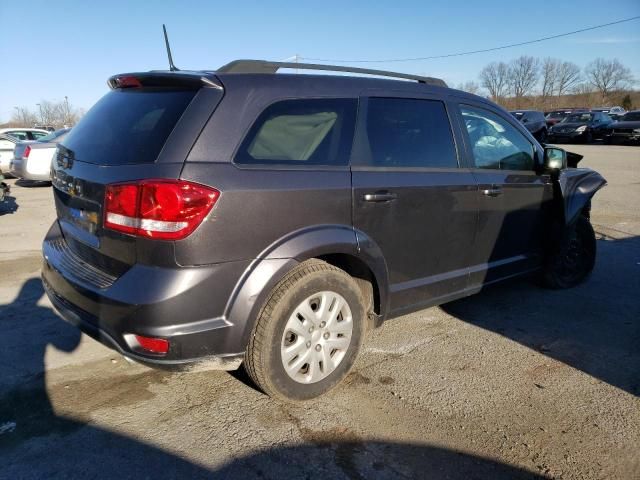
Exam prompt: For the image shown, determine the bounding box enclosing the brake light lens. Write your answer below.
[104,180,219,240]
[133,335,169,355]
[22,146,31,159]
[114,76,143,88]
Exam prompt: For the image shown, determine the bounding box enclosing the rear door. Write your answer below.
[351,96,477,315]
[51,77,222,275]
[455,103,553,285]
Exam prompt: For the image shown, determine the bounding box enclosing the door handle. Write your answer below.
[481,186,502,197]
[363,192,398,202]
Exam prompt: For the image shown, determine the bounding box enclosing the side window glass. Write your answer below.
[460,105,534,171]
[32,132,48,140]
[8,131,28,141]
[362,98,458,168]
[235,98,357,166]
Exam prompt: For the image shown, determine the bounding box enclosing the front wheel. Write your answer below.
[244,259,365,401]
[542,216,596,289]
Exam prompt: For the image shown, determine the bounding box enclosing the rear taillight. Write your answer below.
[104,180,219,240]
[133,335,169,355]
[22,146,31,159]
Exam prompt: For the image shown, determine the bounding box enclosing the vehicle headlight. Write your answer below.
[576,125,587,132]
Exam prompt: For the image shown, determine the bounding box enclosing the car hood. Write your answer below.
[612,120,640,129]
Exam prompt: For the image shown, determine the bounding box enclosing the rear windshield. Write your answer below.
[60,89,196,165]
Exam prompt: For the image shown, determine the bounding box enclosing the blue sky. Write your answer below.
[1,0,639,122]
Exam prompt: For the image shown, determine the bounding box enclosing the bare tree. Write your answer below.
[479,62,509,100]
[585,58,634,98]
[10,107,38,126]
[556,61,581,96]
[508,56,539,98]
[457,81,481,95]
[540,58,559,98]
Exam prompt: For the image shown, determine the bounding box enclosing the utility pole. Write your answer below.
[36,103,43,125]
[64,96,70,125]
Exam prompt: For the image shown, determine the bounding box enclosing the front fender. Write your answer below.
[224,225,390,351]
[556,168,607,225]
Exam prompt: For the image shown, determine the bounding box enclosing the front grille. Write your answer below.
[43,238,117,289]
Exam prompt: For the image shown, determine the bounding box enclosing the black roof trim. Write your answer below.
[216,59,447,87]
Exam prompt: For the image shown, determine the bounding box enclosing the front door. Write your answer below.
[351,97,478,315]
[457,104,553,286]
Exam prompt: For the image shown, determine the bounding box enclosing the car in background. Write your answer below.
[544,108,589,127]
[547,111,613,143]
[510,110,548,142]
[10,128,71,181]
[604,110,640,145]
[0,127,50,141]
[0,133,20,175]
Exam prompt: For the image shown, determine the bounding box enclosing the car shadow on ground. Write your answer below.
[0,279,546,479]
[442,234,640,396]
[0,195,18,215]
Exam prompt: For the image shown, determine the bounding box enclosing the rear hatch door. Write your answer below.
[51,73,223,277]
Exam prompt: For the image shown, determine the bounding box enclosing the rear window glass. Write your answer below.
[235,98,357,166]
[60,89,196,165]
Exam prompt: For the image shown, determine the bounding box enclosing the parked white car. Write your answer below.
[0,128,50,141]
[10,129,71,181]
[0,134,20,174]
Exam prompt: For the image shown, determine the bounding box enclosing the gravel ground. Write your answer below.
[0,145,638,479]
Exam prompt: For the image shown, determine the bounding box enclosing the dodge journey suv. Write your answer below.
[43,60,605,401]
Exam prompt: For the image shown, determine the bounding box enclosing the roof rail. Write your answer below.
[216,59,447,87]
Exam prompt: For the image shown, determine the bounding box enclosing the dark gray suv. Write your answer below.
[42,60,605,401]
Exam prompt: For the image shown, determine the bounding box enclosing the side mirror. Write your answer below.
[543,147,567,171]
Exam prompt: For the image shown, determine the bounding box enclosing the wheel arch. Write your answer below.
[224,225,390,351]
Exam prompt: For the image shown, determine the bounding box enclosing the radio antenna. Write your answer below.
[163,24,179,71]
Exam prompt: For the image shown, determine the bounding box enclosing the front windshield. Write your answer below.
[621,112,640,121]
[563,113,593,123]
[37,128,70,142]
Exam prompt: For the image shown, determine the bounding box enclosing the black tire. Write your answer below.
[244,259,365,401]
[584,131,593,144]
[542,216,596,289]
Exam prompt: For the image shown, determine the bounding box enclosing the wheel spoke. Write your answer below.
[325,295,345,327]
[284,348,311,376]
[318,346,335,373]
[295,301,318,326]
[284,317,309,340]
[330,319,352,336]
[283,338,307,362]
[308,353,324,383]
[325,336,350,351]
[316,292,333,325]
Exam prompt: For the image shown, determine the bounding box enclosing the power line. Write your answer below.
[300,16,640,63]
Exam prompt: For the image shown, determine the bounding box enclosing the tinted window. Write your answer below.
[60,89,196,165]
[363,98,457,168]
[461,105,534,171]
[235,98,357,166]
[7,131,28,141]
[622,112,640,121]
[564,113,593,123]
[31,132,49,140]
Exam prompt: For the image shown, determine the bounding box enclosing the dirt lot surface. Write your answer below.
[1,145,638,479]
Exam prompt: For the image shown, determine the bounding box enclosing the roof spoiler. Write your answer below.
[107,72,221,90]
[216,59,447,87]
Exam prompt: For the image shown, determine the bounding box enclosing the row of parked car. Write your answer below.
[509,107,640,145]
[0,127,71,181]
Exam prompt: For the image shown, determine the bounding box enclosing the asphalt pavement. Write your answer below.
[0,145,638,479]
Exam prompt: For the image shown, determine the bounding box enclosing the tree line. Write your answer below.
[458,57,635,109]
[3,99,85,129]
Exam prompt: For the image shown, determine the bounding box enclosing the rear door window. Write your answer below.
[60,89,197,165]
[360,98,458,168]
[235,98,357,166]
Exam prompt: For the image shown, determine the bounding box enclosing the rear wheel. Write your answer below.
[244,259,365,401]
[542,216,596,289]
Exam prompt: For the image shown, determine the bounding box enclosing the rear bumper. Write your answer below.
[9,158,50,181]
[42,221,251,367]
